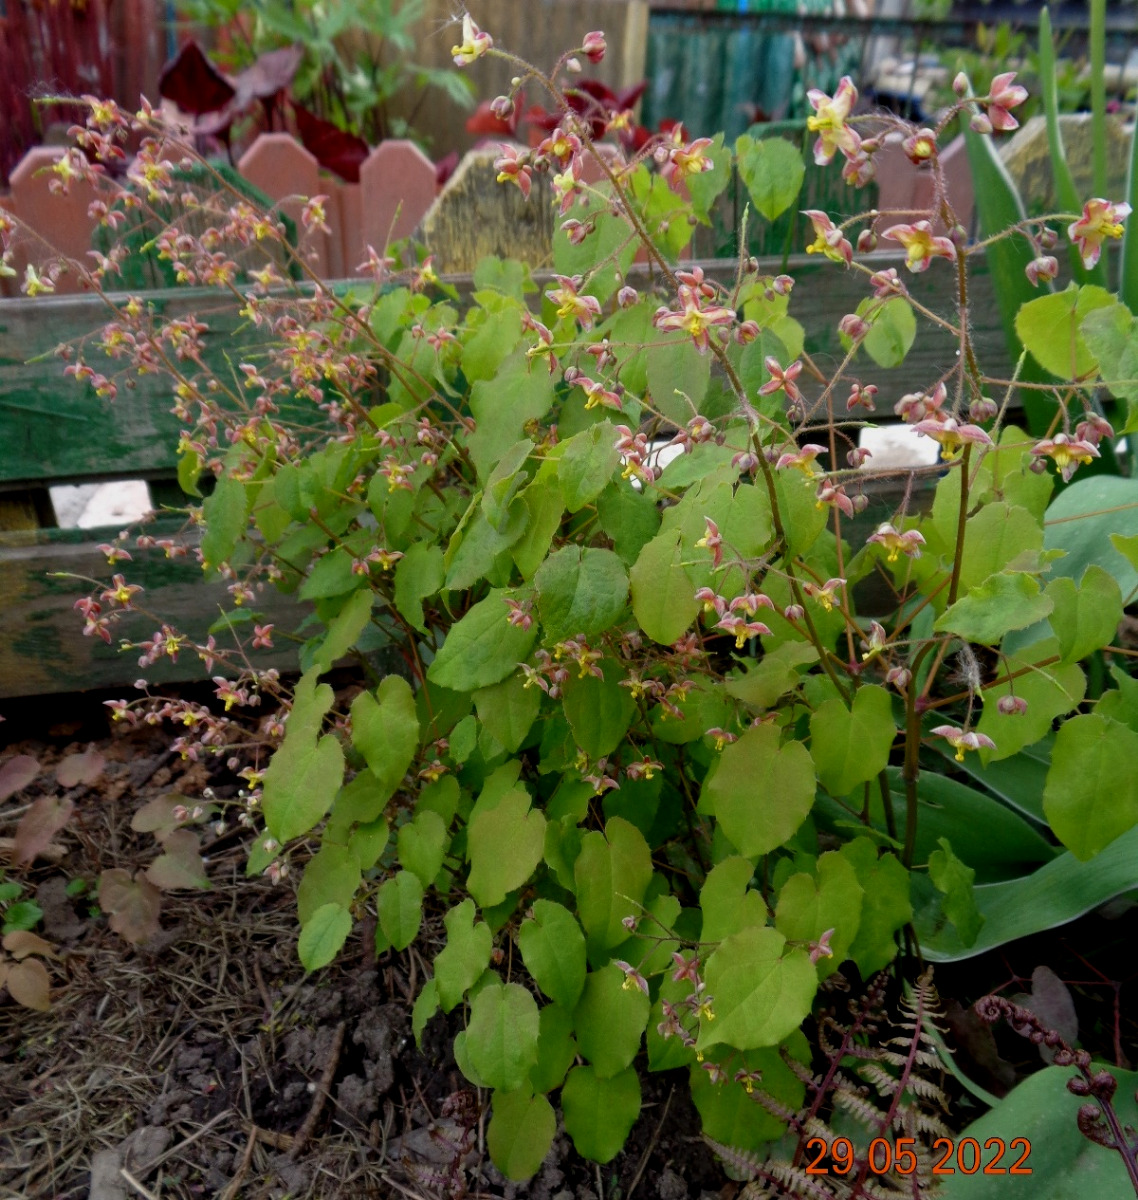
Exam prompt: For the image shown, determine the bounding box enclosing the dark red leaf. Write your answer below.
[465,98,517,137]
[159,40,236,116]
[435,150,459,188]
[292,103,370,183]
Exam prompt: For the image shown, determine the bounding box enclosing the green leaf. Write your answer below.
[1046,565,1123,664]
[466,981,540,1091]
[574,817,653,951]
[726,641,818,708]
[698,926,817,1052]
[535,546,629,645]
[488,1087,556,1181]
[200,473,249,572]
[517,900,587,1010]
[735,134,805,222]
[561,667,636,759]
[558,421,621,513]
[512,474,565,580]
[938,1064,1138,1199]
[434,899,493,1012]
[297,843,361,926]
[376,870,423,952]
[775,851,864,976]
[561,1065,641,1165]
[596,483,661,567]
[630,529,698,646]
[810,686,895,797]
[297,903,352,972]
[263,672,344,843]
[351,675,419,792]
[706,724,815,857]
[690,1039,808,1151]
[1044,476,1138,600]
[467,789,546,908]
[467,354,554,480]
[1044,713,1138,859]
[959,504,1043,592]
[936,571,1055,646]
[1015,284,1116,380]
[700,857,767,943]
[473,674,541,753]
[928,838,984,947]
[411,979,439,1047]
[529,1003,577,1094]
[300,549,357,600]
[839,839,912,974]
[861,296,917,369]
[646,333,712,424]
[311,587,373,674]
[394,542,445,632]
[397,809,447,888]
[483,439,534,532]
[573,965,650,1078]
[428,589,539,691]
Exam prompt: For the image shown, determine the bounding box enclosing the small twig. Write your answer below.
[218,1129,258,1200]
[118,1168,159,1200]
[627,1086,674,1200]
[288,1020,346,1159]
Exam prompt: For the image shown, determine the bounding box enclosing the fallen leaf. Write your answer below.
[0,755,40,802]
[56,748,105,789]
[12,795,74,866]
[146,829,209,890]
[130,795,186,842]
[98,869,162,944]
[3,930,56,960]
[2,957,50,1010]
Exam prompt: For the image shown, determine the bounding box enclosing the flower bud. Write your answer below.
[954,71,970,97]
[1039,226,1059,250]
[1025,255,1058,286]
[969,396,998,423]
[784,604,804,622]
[565,56,582,74]
[490,95,513,120]
[617,284,639,308]
[735,319,760,345]
[582,30,606,63]
[839,313,870,340]
[997,695,1028,715]
[771,274,794,296]
[857,229,878,253]
[969,112,993,135]
[852,493,869,513]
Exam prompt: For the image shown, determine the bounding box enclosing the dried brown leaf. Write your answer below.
[3,956,50,1010]
[12,795,74,866]
[130,795,185,841]
[146,829,209,890]
[98,868,162,944]
[0,754,40,802]
[55,748,105,789]
[3,930,56,960]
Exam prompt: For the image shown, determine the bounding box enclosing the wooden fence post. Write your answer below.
[357,140,439,265]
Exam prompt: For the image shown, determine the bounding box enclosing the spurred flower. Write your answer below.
[546,274,602,329]
[653,283,735,353]
[902,128,937,164]
[932,724,996,762]
[1025,255,1058,286]
[803,210,853,266]
[695,517,723,566]
[802,577,845,613]
[806,76,861,165]
[663,135,715,191]
[912,415,992,458]
[451,14,492,66]
[716,614,772,649]
[987,71,1029,131]
[1068,199,1131,269]
[867,522,926,562]
[759,357,803,403]
[775,442,826,477]
[494,144,532,199]
[582,30,606,63]
[882,221,957,272]
[1031,432,1100,482]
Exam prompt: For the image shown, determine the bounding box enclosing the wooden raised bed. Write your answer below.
[0,252,1014,699]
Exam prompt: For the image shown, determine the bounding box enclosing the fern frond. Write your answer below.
[704,1136,764,1180]
[764,1159,840,1199]
[832,1085,888,1129]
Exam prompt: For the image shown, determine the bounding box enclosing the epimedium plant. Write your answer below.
[8,13,1138,1187]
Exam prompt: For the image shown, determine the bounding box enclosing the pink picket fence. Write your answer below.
[0,134,442,297]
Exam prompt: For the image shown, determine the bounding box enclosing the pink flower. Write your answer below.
[896,381,947,424]
[806,76,861,165]
[716,614,772,649]
[451,14,492,66]
[695,517,723,566]
[1076,413,1113,445]
[867,522,926,562]
[802,577,845,613]
[653,278,735,354]
[694,587,727,616]
[809,929,835,965]
[759,357,803,403]
[663,136,716,191]
[997,695,1028,716]
[546,274,602,329]
[932,724,996,762]
[613,960,649,995]
[705,727,737,751]
[1031,432,1100,482]
[912,415,993,458]
[987,72,1029,132]
[494,145,532,199]
[803,210,853,266]
[847,382,878,412]
[882,221,957,272]
[1068,199,1131,269]
[902,128,937,164]
[775,442,826,476]
[578,376,623,412]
